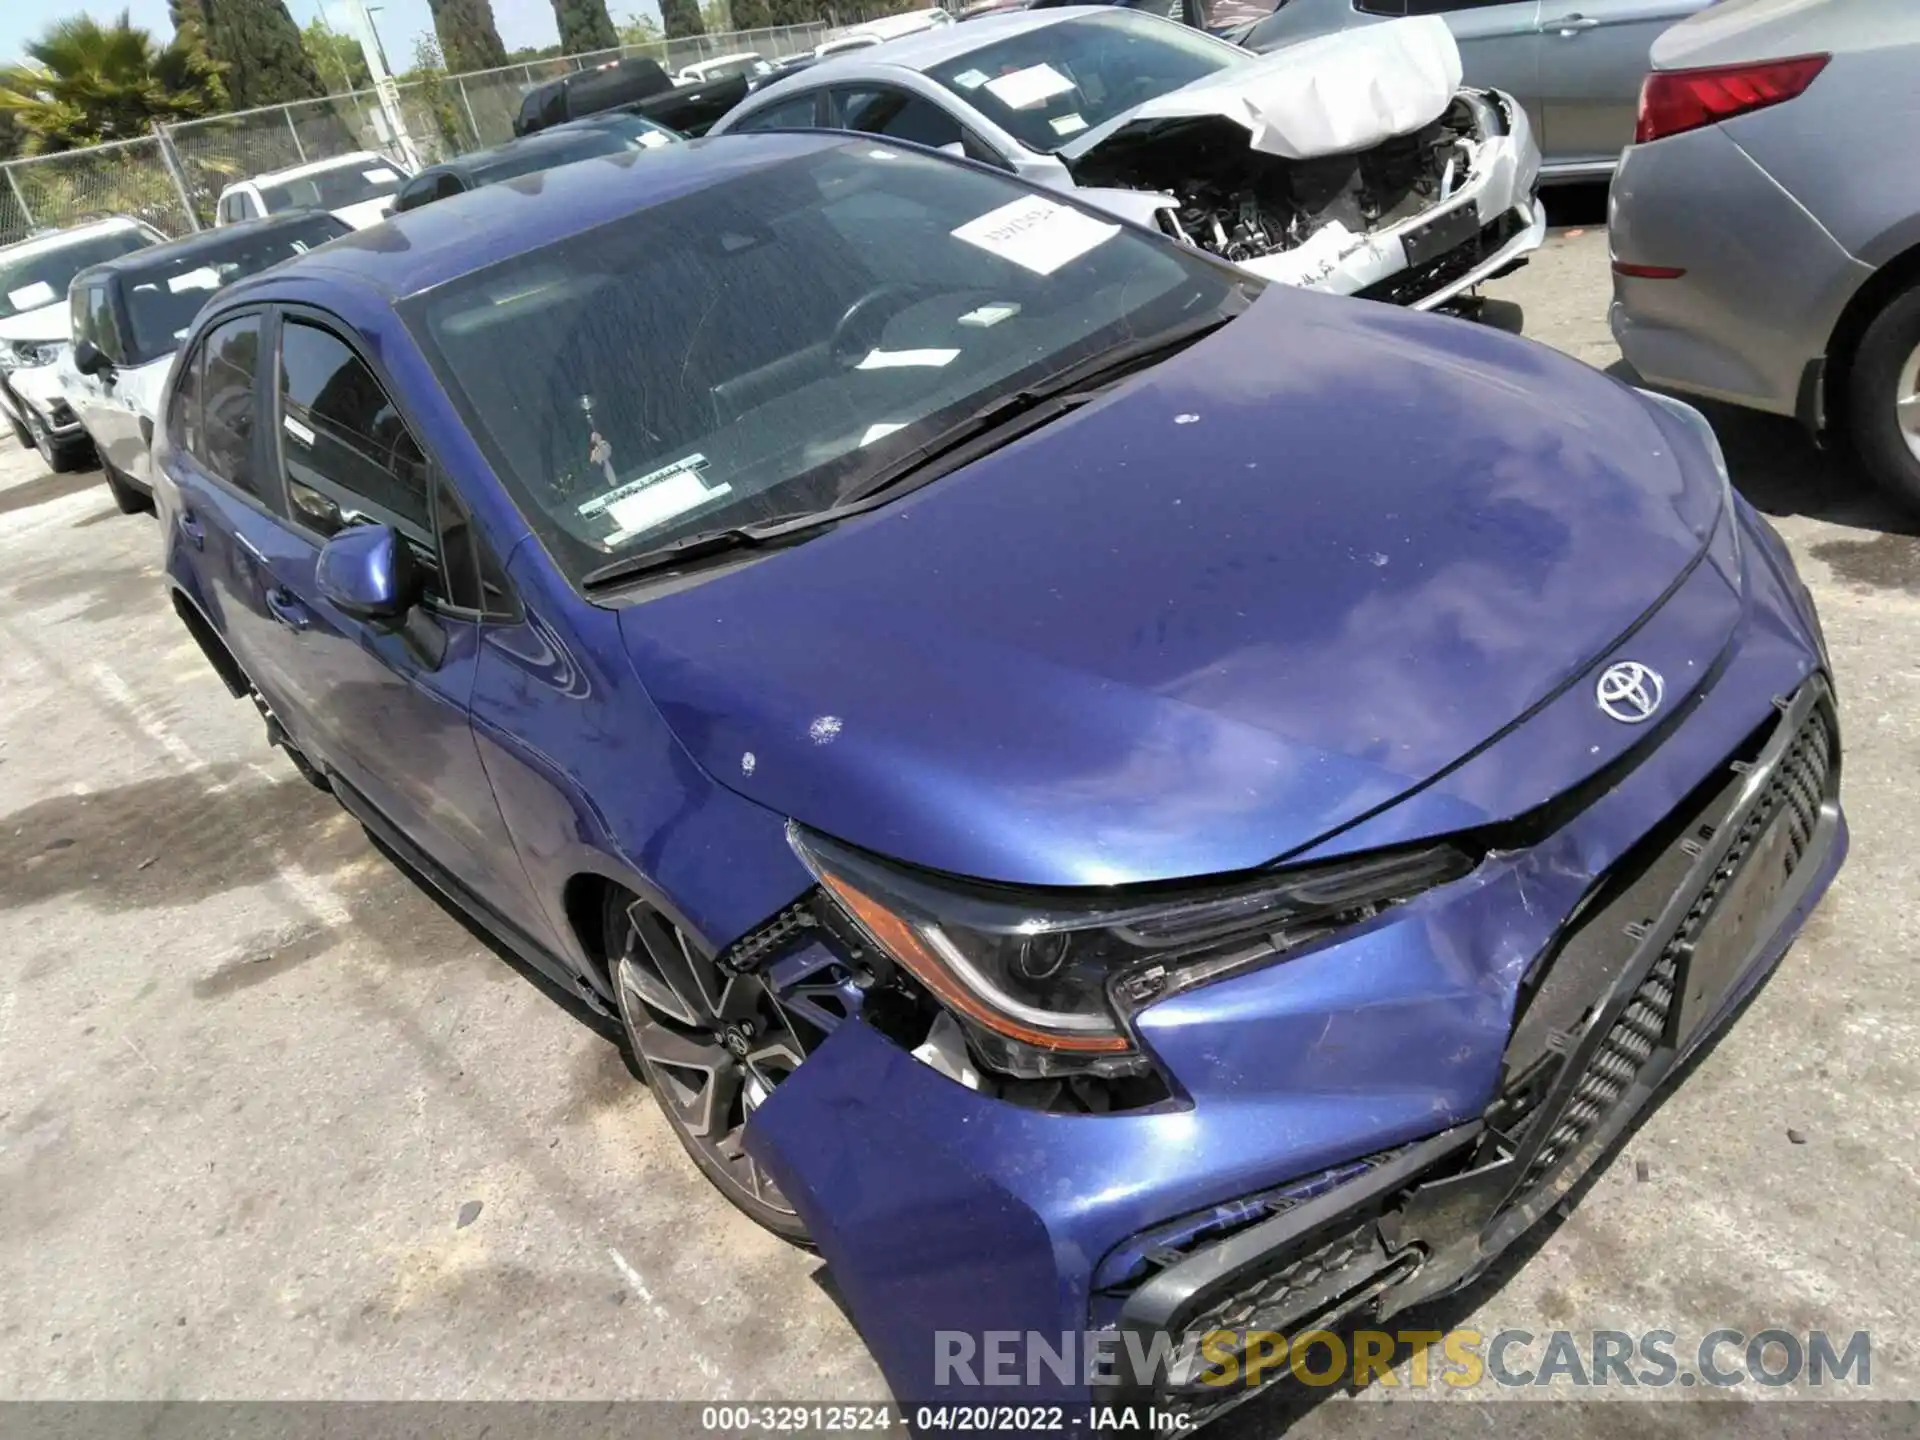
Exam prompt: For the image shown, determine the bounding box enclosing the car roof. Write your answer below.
[0,216,152,261]
[218,131,846,304]
[233,151,389,188]
[810,5,1090,72]
[428,125,625,177]
[71,212,342,277]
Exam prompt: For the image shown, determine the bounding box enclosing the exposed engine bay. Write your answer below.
[1069,97,1485,275]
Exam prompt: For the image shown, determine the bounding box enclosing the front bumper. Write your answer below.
[1243,89,1545,311]
[2,362,85,442]
[746,501,1842,1423]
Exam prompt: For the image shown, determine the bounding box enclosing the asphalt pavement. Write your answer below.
[1,209,1916,1423]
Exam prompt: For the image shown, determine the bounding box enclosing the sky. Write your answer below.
[0,0,661,71]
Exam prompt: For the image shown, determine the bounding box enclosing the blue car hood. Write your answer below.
[618,288,1722,887]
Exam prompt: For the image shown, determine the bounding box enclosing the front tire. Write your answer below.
[1846,282,1920,512]
[31,420,92,475]
[605,890,813,1243]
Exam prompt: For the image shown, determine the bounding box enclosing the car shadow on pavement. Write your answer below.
[0,465,100,516]
[1207,940,1801,1438]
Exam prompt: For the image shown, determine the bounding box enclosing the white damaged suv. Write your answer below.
[0,217,164,472]
[712,8,1544,310]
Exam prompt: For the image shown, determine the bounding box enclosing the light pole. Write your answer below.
[340,0,421,169]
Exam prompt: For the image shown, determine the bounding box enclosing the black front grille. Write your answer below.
[1519,952,1676,1187]
[1508,697,1835,1197]
[1355,207,1529,307]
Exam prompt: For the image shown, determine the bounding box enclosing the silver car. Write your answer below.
[1241,0,1716,180]
[1609,0,1920,509]
[713,7,1545,310]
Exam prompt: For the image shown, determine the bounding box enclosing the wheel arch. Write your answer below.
[1824,239,1920,431]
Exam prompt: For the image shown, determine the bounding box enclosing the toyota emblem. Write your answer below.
[1596,661,1665,724]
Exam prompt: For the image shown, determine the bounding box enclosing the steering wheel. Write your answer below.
[828,283,928,368]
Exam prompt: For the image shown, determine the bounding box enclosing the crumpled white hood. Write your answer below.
[1065,15,1463,163]
[0,304,69,347]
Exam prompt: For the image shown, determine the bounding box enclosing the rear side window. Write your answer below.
[832,88,965,151]
[201,314,264,497]
[732,93,821,131]
[278,319,430,537]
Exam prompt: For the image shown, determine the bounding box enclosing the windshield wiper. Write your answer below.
[835,305,1247,508]
[581,509,833,589]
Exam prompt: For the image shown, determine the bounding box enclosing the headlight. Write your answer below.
[791,825,1478,1079]
[2,340,62,370]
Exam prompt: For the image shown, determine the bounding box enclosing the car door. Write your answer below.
[1533,0,1704,170]
[254,308,545,931]
[62,282,112,451]
[80,280,147,478]
[162,309,313,731]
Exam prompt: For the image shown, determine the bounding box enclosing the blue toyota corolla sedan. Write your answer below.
[153,133,1844,1422]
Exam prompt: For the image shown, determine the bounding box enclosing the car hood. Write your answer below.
[0,304,68,346]
[617,287,1724,888]
[1059,15,1462,171]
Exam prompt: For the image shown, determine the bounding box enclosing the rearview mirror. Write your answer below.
[73,337,111,377]
[316,523,422,622]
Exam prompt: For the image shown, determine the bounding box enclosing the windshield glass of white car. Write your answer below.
[408,144,1245,582]
[1,230,155,319]
[928,13,1240,153]
[121,213,347,361]
[260,161,404,213]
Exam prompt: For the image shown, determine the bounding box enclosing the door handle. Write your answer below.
[264,586,312,633]
[177,510,204,549]
[1553,13,1601,33]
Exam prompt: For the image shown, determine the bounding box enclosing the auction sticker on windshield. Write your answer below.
[952,199,1118,276]
[982,63,1075,111]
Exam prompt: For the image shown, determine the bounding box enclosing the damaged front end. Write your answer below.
[1064,20,1544,309]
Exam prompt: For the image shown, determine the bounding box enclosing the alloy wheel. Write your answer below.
[1896,340,1920,466]
[610,897,810,1236]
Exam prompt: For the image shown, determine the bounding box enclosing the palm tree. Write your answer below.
[0,11,226,155]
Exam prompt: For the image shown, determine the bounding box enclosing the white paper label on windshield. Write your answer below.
[855,347,959,370]
[283,414,316,447]
[982,63,1074,111]
[958,302,1019,328]
[363,167,400,184]
[6,281,56,311]
[636,131,671,148]
[605,471,732,539]
[950,68,988,90]
[860,422,906,447]
[952,199,1118,277]
[167,266,222,294]
[578,452,709,517]
[1049,112,1088,137]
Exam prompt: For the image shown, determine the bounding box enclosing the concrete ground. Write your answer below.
[1,206,1916,1423]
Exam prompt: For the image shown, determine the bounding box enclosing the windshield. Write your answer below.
[259,159,405,214]
[121,214,347,360]
[0,228,155,319]
[929,12,1240,153]
[407,140,1245,586]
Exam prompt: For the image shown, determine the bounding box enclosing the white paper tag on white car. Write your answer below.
[952,199,1117,276]
[983,64,1074,110]
[283,414,316,447]
[604,470,732,540]
[637,131,671,149]
[363,167,399,184]
[6,281,55,310]
[1049,113,1088,137]
[950,69,988,90]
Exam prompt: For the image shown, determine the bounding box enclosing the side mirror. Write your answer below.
[316,523,422,623]
[73,337,111,378]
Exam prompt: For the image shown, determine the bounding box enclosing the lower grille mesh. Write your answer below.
[1514,699,1834,1193]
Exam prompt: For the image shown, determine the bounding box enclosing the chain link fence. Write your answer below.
[0,10,903,246]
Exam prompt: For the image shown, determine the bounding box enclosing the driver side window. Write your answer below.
[277,318,431,541]
[732,92,822,131]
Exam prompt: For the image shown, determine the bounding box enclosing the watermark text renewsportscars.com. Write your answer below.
[933,1327,1873,1391]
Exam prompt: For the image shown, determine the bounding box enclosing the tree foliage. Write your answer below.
[181,0,327,108]
[659,0,707,39]
[551,0,621,54]
[0,11,226,155]
[301,18,372,94]
[401,34,470,163]
[430,0,510,75]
